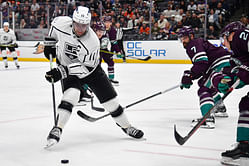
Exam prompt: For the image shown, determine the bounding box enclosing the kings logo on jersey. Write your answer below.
[64,42,79,60]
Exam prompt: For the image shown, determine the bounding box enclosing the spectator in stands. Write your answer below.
[174,20,183,33]
[175,9,184,22]
[179,0,187,12]
[124,5,134,19]
[208,8,221,29]
[163,5,174,19]
[209,0,218,10]
[169,15,177,31]
[162,22,174,40]
[31,0,40,12]
[29,19,37,29]
[189,12,201,31]
[206,25,218,39]
[187,0,197,12]
[38,19,47,29]
[214,2,227,26]
[127,15,139,29]
[20,19,28,29]
[151,7,159,21]
[157,14,168,29]
[119,16,128,28]
[151,22,160,36]
[240,14,249,28]
[139,22,150,35]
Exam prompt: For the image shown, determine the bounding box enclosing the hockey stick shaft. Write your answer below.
[124,84,180,109]
[49,54,57,126]
[100,50,151,61]
[174,79,240,145]
[77,84,180,122]
[0,42,40,48]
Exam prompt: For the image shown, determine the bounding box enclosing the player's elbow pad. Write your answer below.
[44,37,57,60]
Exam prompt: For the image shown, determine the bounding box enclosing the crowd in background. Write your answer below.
[0,0,248,40]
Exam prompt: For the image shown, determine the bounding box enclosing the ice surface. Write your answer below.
[0,61,248,166]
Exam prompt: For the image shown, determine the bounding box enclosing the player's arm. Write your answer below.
[44,19,59,60]
[180,44,209,89]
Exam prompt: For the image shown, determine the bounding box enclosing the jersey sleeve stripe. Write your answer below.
[192,51,206,62]
[77,39,89,55]
[53,26,71,36]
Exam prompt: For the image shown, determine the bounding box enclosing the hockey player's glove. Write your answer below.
[12,43,18,48]
[44,37,57,60]
[116,53,123,58]
[180,70,193,89]
[45,66,68,83]
[217,76,232,94]
[231,65,249,85]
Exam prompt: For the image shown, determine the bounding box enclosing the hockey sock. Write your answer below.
[11,52,19,66]
[237,110,249,142]
[2,50,8,66]
[213,94,222,104]
[108,74,114,80]
[200,103,213,116]
[111,106,131,128]
[237,127,249,142]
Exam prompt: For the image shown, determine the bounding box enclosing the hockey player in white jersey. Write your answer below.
[0,22,19,69]
[44,6,144,148]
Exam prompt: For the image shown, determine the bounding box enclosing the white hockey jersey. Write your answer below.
[0,28,16,45]
[48,16,100,79]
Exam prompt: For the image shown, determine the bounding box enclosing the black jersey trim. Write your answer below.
[50,25,71,36]
[77,39,89,55]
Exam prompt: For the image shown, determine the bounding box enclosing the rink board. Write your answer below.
[0,40,221,64]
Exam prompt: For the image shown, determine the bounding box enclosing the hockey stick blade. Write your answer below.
[77,110,110,122]
[173,80,240,145]
[127,55,152,61]
[174,125,188,145]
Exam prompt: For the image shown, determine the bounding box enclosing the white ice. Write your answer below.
[0,61,248,166]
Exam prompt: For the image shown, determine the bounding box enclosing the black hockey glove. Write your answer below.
[180,70,193,89]
[45,68,62,83]
[12,43,18,48]
[44,37,57,60]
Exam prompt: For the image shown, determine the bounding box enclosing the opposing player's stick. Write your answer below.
[49,54,58,126]
[0,42,40,48]
[174,79,240,145]
[77,84,180,122]
[100,50,152,61]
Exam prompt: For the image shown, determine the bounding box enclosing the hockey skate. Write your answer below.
[16,65,20,69]
[191,116,215,129]
[5,65,8,69]
[45,126,62,149]
[109,79,119,86]
[121,126,144,139]
[214,104,228,118]
[221,142,249,166]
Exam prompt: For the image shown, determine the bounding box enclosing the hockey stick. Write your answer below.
[174,79,240,145]
[77,84,180,122]
[100,50,152,61]
[0,42,40,48]
[49,54,58,126]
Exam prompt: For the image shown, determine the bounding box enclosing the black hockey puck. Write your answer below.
[61,159,69,164]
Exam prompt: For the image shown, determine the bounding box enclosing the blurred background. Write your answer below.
[0,0,248,41]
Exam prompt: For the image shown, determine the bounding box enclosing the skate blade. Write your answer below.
[215,112,229,118]
[191,123,215,129]
[44,139,58,149]
[221,157,240,166]
[240,157,249,166]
